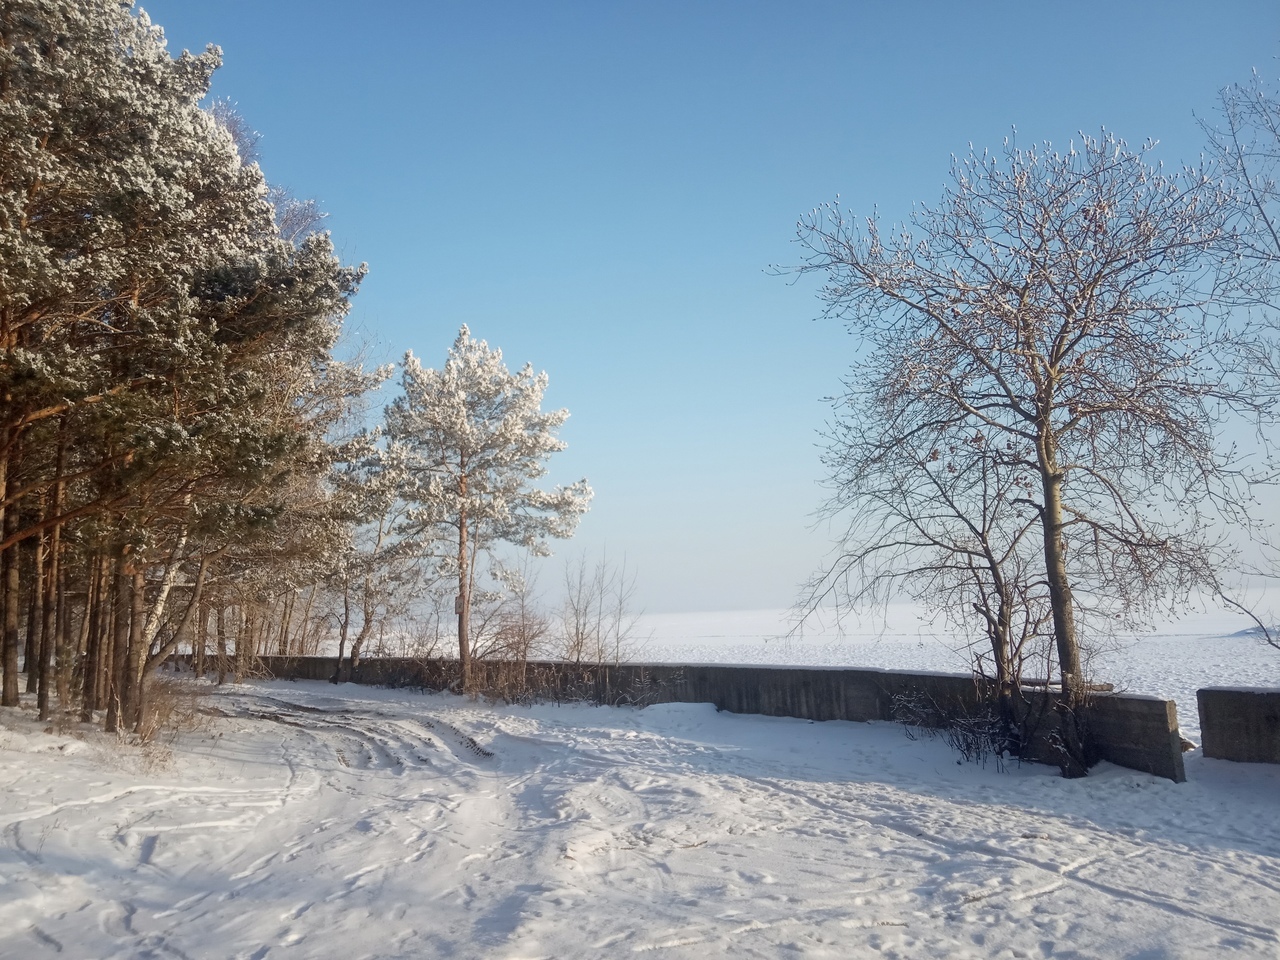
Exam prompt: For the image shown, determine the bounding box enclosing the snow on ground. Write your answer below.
[635,604,1280,742]
[2,679,1279,959]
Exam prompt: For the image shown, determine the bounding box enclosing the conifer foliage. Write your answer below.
[0,1,366,728]
[384,327,592,691]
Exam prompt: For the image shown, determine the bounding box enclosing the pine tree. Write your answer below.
[0,1,368,725]
[384,327,591,690]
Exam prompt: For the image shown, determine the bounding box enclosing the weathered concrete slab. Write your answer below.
[1198,687,1280,764]
[1088,694,1185,782]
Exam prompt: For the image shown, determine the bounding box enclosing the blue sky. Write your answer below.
[143,1,1278,613]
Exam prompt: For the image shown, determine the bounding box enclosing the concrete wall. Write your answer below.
[241,656,1186,782]
[1197,687,1280,764]
[1086,694,1186,782]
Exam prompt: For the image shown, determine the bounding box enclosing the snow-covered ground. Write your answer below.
[2,676,1279,959]
[2,603,1278,959]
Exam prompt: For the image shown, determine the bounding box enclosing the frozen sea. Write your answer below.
[634,603,1280,743]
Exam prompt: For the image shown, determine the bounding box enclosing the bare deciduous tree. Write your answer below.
[470,556,551,665]
[1202,72,1280,648]
[1203,71,1280,273]
[556,551,642,666]
[816,412,1053,749]
[792,132,1278,774]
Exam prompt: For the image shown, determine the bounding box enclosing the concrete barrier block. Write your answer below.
[1198,687,1280,764]
[1088,694,1185,783]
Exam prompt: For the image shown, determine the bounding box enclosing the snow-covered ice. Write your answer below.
[636,605,1280,742]
[2,674,1278,959]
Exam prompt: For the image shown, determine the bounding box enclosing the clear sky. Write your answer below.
[141,1,1278,614]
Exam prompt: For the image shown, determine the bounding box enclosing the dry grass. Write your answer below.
[135,677,212,745]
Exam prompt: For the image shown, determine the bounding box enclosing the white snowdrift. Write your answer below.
[2,678,1278,959]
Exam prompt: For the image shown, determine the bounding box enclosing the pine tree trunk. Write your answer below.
[94,556,113,712]
[234,608,250,684]
[37,424,66,720]
[37,526,57,721]
[81,554,104,722]
[215,606,228,685]
[105,548,130,733]
[0,451,9,707]
[456,501,471,693]
[55,551,70,709]
[1,492,20,707]
[25,533,42,694]
[194,603,207,678]
[125,568,145,731]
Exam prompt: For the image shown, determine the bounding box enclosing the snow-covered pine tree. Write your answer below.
[384,327,592,691]
[0,1,369,727]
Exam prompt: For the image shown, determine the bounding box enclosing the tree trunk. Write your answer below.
[40,422,66,720]
[1034,453,1085,783]
[194,602,207,678]
[332,587,351,683]
[105,548,130,733]
[25,533,42,694]
[1040,472,1082,701]
[277,592,294,657]
[1036,432,1090,779]
[0,448,8,705]
[456,501,471,693]
[1,489,20,707]
[347,583,377,681]
[233,607,251,683]
[95,556,113,712]
[125,568,146,731]
[138,529,189,655]
[215,606,228,685]
[295,586,316,656]
[81,554,104,721]
[991,585,1022,757]
[144,557,210,676]
[37,526,57,721]
[55,549,70,709]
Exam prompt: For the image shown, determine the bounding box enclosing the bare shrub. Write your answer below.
[470,558,550,665]
[891,689,1010,772]
[554,552,642,665]
[135,679,210,745]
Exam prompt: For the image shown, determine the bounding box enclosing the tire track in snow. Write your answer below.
[747,774,1280,947]
[220,691,495,771]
